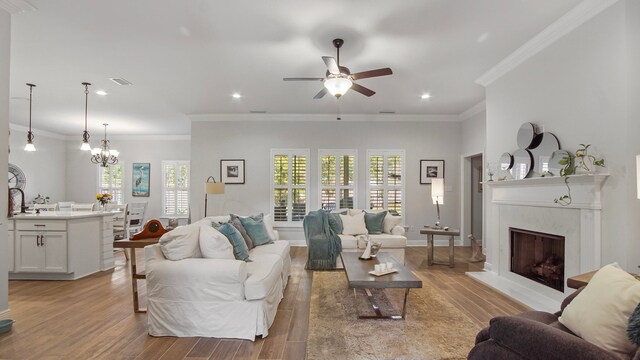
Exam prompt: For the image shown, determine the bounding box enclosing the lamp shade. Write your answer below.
[637,155,640,199]
[431,178,444,204]
[324,76,352,97]
[205,182,225,195]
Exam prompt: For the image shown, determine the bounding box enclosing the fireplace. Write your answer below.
[510,228,565,292]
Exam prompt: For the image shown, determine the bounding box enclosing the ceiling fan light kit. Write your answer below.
[283,38,392,99]
[24,83,36,152]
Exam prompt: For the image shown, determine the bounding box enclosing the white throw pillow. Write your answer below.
[383,214,403,234]
[262,214,278,241]
[159,224,202,260]
[347,209,364,216]
[559,263,640,357]
[340,212,368,235]
[199,224,234,259]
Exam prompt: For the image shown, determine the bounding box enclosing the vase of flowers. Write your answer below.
[96,193,112,211]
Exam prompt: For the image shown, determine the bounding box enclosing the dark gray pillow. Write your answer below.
[364,211,387,234]
[230,214,254,250]
[628,303,640,346]
[328,211,346,234]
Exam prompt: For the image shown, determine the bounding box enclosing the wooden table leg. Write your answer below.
[449,235,455,268]
[129,248,146,313]
[427,234,434,266]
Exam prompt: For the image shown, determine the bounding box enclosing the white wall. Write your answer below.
[485,1,639,271]
[0,9,10,317]
[461,111,486,157]
[9,128,67,203]
[626,0,640,268]
[65,137,190,222]
[190,119,462,241]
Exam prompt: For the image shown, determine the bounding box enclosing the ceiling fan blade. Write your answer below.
[351,83,376,97]
[283,77,325,81]
[313,88,328,99]
[350,68,393,81]
[322,56,340,75]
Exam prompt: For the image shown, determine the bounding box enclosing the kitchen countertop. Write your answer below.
[10,211,122,220]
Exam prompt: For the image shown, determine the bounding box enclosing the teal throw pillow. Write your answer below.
[328,211,346,234]
[364,211,387,234]
[238,213,273,246]
[229,214,254,250]
[216,222,251,262]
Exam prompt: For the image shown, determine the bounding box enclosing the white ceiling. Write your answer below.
[7,0,582,135]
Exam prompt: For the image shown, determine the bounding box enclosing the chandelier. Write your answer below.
[91,123,119,167]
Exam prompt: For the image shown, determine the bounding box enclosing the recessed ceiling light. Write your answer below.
[421,93,431,100]
[232,93,242,99]
[95,90,108,96]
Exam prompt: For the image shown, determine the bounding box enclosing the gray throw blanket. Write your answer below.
[303,210,342,270]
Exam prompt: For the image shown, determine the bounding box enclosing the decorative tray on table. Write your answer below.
[368,269,398,277]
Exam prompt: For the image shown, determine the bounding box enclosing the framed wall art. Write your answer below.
[132,163,150,197]
[420,160,445,184]
[220,159,245,184]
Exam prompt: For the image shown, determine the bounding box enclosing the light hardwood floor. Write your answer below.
[0,246,529,360]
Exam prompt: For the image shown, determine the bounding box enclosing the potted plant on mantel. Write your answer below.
[554,144,605,206]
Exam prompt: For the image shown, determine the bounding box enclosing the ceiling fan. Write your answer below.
[283,38,393,99]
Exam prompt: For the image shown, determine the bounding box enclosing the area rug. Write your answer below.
[307,271,481,360]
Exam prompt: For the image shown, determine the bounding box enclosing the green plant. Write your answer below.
[554,144,605,206]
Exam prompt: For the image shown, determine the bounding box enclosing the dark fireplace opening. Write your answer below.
[510,227,565,292]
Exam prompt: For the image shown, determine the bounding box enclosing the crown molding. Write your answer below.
[103,134,190,141]
[10,123,67,140]
[0,0,35,14]
[475,0,620,87]
[458,100,486,121]
[189,113,461,123]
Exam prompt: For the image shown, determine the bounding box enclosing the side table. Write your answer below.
[113,238,160,313]
[420,227,460,268]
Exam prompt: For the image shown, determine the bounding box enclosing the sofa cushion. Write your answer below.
[364,211,387,234]
[262,214,278,241]
[383,214,403,234]
[328,211,346,234]
[249,240,290,262]
[338,234,358,249]
[238,213,273,247]
[347,209,363,216]
[229,214,254,250]
[215,223,251,262]
[159,224,202,260]
[340,212,368,235]
[361,233,407,248]
[199,224,234,260]
[244,253,283,301]
[559,263,640,357]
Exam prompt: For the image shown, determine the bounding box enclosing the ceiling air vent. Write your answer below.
[250,110,267,114]
[379,111,395,114]
[109,78,132,86]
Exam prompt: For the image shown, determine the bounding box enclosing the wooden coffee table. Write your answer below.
[340,252,422,320]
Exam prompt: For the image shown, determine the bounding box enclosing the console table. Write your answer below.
[420,227,460,268]
[113,238,159,313]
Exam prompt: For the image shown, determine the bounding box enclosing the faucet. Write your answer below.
[9,187,27,214]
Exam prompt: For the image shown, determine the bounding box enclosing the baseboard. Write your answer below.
[0,309,12,321]
[290,239,466,247]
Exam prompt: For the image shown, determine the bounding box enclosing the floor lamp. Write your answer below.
[431,178,444,229]
[204,176,225,217]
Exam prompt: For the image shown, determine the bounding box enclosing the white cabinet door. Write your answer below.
[15,232,42,272]
[8,230,14,272]
[42,232,67,273]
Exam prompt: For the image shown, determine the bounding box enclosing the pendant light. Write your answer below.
[24,83,36,152]
[91,123,119,167]
[80,82,92,151]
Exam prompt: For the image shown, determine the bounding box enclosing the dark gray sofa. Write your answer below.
[468,288,640,360]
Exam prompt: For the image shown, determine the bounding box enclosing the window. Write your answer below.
[367,150,405,215]
[318,149,357,210]
[162,161,190,217]
[97,164,123,204]
[271,149,310,225]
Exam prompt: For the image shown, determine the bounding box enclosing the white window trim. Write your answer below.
[366,149,406,216]
[270,148,310,227]
[317,149,358,210]
[161,160,191,218]
[97,163,124,205]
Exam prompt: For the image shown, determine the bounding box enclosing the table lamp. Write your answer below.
[431,178,444,229]
[204,176,225,217]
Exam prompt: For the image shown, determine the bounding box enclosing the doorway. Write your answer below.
[461,153,483,246]
[470,155,483,242]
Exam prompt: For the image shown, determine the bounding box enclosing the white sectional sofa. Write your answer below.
[145,215,290,340]
[332,209,407,266]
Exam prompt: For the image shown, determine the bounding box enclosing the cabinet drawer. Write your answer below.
[16,220,66,231]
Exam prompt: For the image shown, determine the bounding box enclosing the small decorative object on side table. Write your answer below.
[420,226,460,268]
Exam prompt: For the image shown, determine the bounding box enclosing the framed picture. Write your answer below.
[220,159,245,184]
[132,163,150,197]
[420,160,445,184]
